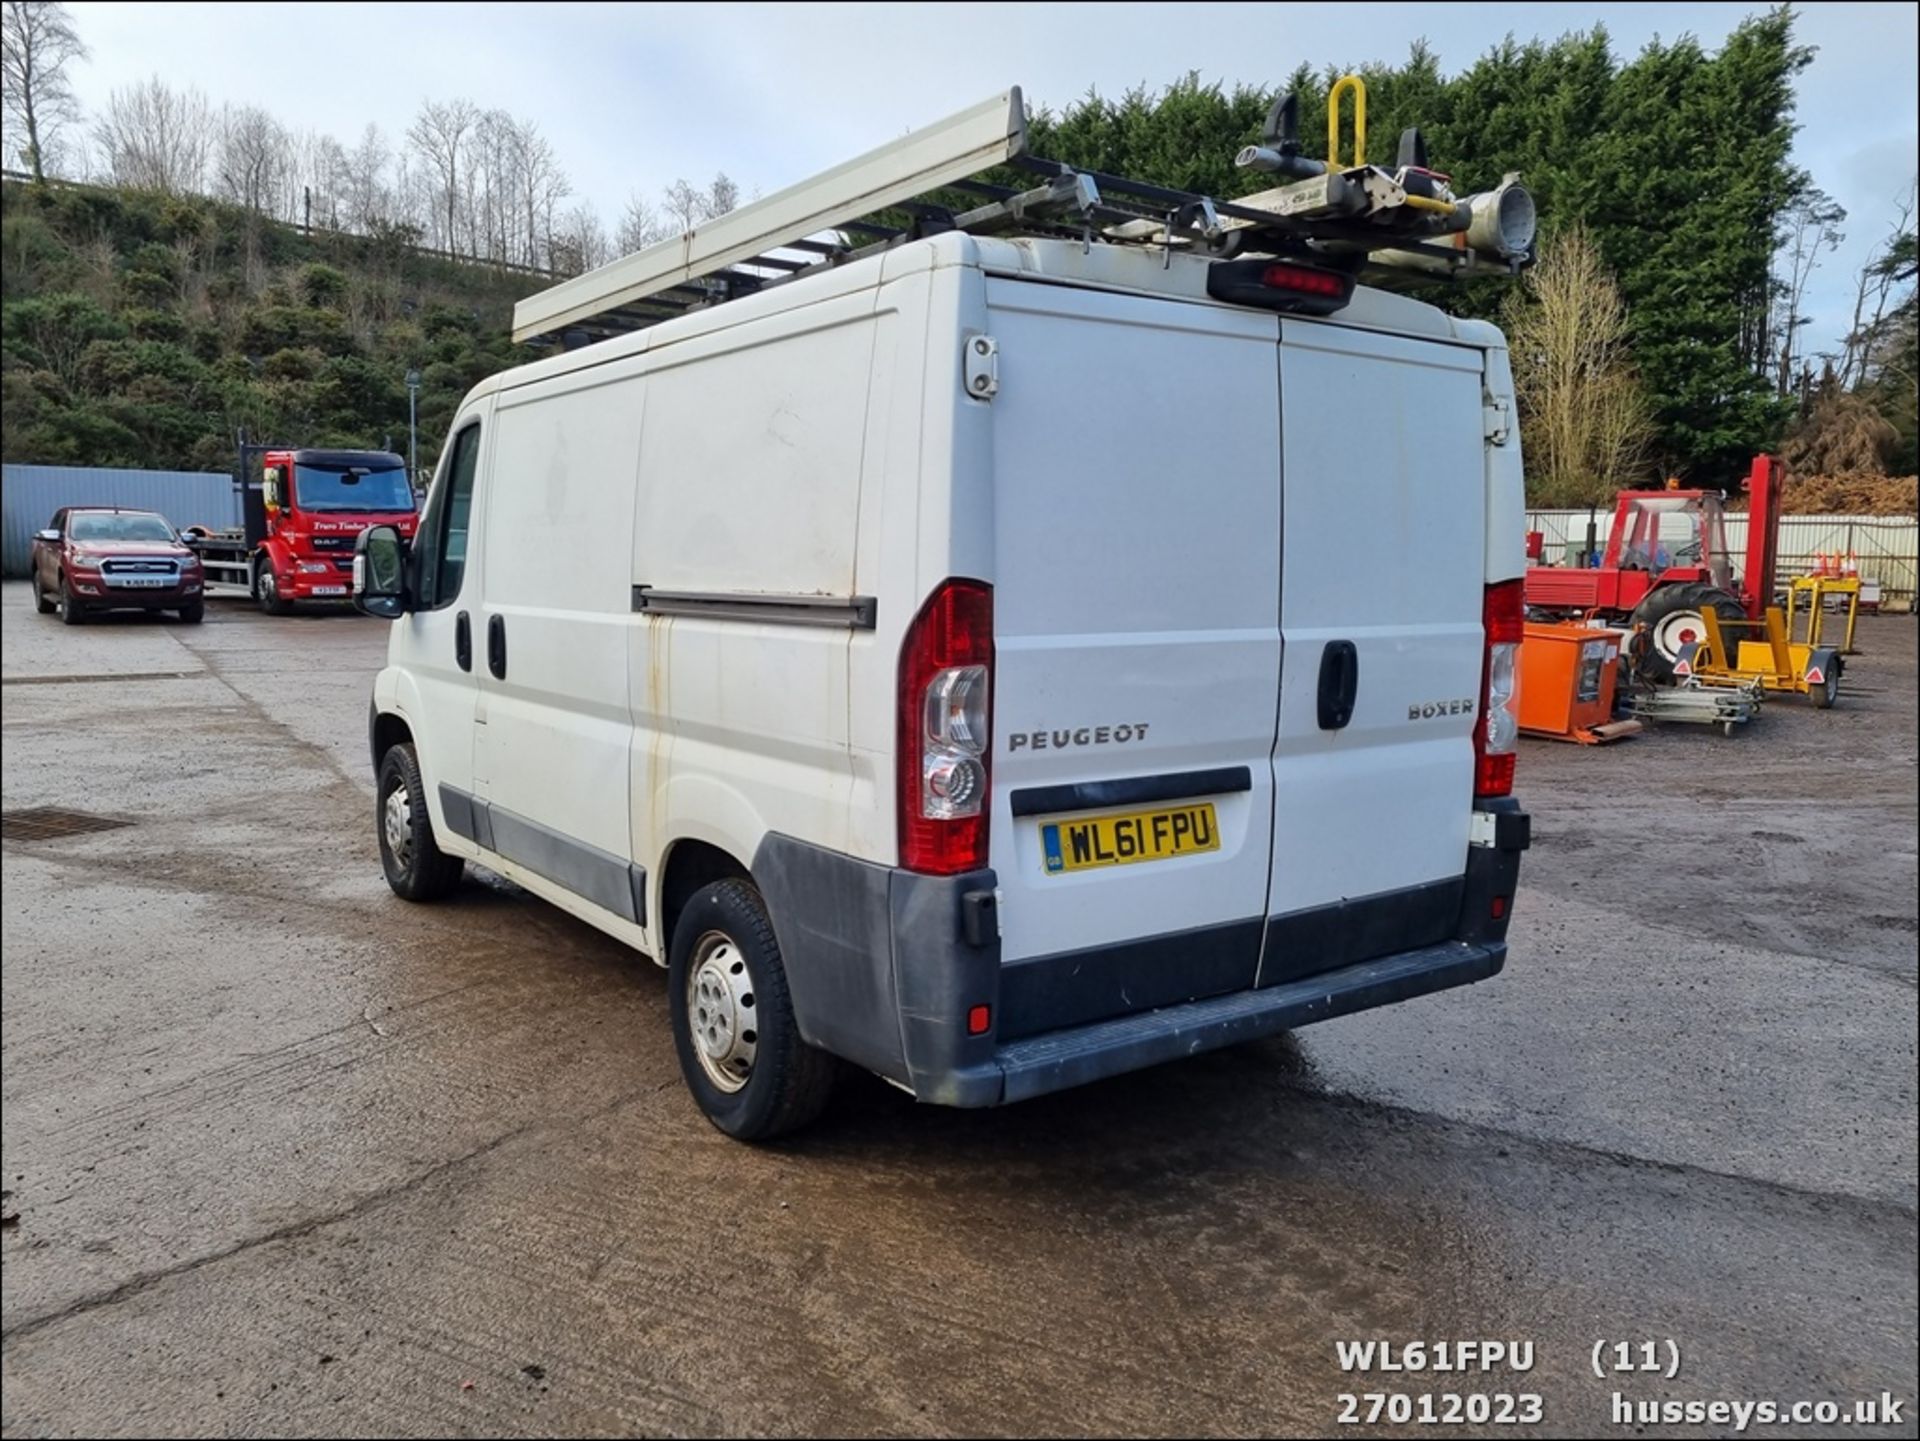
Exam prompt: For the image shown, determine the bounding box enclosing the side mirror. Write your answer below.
[353,524,408,619]
[36,528,61,543]
[262,466,284,512]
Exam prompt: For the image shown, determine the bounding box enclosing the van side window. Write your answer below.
[413,423,481,610]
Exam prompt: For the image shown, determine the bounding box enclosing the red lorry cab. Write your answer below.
[252,449,420,607]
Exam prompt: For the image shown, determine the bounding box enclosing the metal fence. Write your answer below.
[1526,508,1920,606]
[2,464,239,577]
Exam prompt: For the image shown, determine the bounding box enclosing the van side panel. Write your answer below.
[477,367,642,892]
[631,293,879,911]
[981,278,1283,983]
[1263,322,1485,942]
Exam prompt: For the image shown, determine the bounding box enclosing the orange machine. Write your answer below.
[1518,622,1641,743]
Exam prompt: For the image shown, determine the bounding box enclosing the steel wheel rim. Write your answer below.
[687,930,758,1093]
[1652,609,1705,662]
[383,781,412,865]
[260,570,276,604]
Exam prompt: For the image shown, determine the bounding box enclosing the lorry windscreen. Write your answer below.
[293,464,414,513]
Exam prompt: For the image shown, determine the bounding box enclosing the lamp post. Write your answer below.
[405,369,421,491]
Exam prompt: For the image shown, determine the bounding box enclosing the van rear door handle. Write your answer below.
[455,611,471,672]
[487,614,507,680]
[1317,640,1358,729]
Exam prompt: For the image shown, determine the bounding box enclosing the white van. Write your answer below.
[355,218,1531,1139]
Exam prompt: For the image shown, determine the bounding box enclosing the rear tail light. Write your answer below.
[1474,579,1523,798]
[899,579,993,875]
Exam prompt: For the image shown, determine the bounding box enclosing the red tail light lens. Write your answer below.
[1474,579,1523,798]
[899,579,993,875]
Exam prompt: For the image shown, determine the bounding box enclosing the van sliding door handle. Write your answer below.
[486,614,506,680]
[1317,640,1358,730]
[454,611,471,672]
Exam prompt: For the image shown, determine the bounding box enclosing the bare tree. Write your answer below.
[511,120,564,268]
[94,77,212,194]
[661,177,707,235]
[706,171,739,218]
[1772,190,1846,396]
[347,122,390,230]
[216,104,286,215]
[617,194,669,254]
[1842,184,1918,389]
[1503,226,1657,503]
[407,96,478,254]
[2,0,88,181]
[308,131,349,231]
[551,200,609,276]
[469,109,513,263]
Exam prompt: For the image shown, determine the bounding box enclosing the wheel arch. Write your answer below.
[657,838,753,962]
[370,707,414,772]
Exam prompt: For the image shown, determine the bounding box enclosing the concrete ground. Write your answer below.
[1,580,1914,1438]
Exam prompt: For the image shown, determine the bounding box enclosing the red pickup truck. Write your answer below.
[30,507,206,625]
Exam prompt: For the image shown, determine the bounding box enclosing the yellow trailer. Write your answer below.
[1681,607,1842,708]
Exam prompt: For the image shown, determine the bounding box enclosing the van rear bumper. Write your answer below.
[931,938,1505,1107]
[754,798,1527,1108]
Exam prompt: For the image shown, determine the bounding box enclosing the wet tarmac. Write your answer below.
[2,582,1914,1437]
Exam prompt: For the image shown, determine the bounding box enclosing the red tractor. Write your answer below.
[1524,455,1782,681]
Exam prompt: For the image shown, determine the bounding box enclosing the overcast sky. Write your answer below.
[61,1,1919,356]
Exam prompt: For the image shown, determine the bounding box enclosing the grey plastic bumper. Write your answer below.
[927,938,1505,1107]
[755,801,1523,1110]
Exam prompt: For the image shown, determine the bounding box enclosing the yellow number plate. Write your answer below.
[1041,803,1220,875]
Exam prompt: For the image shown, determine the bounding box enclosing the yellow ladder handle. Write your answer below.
[1328,74,1367,169]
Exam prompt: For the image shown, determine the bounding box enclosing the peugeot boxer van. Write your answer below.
[354,227,1530,1140]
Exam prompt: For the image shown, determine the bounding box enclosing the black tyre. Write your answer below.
[33,573,55,614]
[256,557,293,616]
[375,742,465,901]
[1630,583,1747,682]
[1812,666,1839,709]
[177,601,205,624]
[58,576,86,626]
[669,878,835,1141]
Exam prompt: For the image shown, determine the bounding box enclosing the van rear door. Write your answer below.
[983,280,1282,1039]
[1261,320,1487,985]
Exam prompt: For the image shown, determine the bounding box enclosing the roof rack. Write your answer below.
[513,78,1537,348]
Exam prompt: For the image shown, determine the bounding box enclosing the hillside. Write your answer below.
[1,177,548,476]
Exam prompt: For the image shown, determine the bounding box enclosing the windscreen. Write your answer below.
[292,463,414,513]
[69,512,176,542]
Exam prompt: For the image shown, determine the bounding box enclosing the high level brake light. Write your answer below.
[1205,257,1356,317]
[1474,579,1523,798]
[899,579,993,875]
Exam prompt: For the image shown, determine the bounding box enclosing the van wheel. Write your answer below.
[376,742,464,901]
[256,559,293,616]
[34,574,56,614]
[669,879,835,1141]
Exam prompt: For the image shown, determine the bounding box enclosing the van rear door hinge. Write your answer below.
[964,334,999,400]
[1483,397,1511,446]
